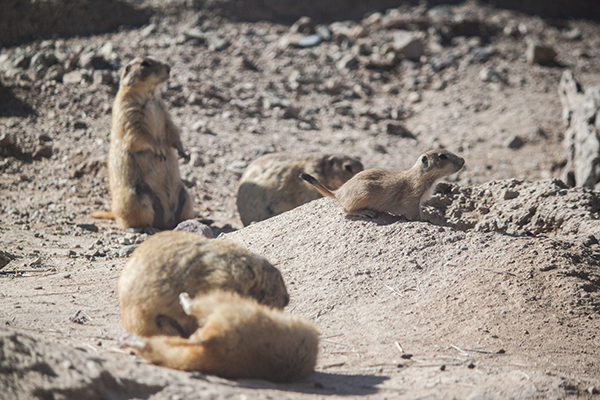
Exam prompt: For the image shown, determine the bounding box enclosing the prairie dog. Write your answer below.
[237,153,363,226]
[301,149,465,221]
[118,231,289,338]
[126,290,319,383]
[92,57,195,230]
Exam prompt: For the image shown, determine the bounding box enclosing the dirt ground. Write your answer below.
[1,1,600,399]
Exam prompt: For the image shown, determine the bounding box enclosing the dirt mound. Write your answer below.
[426,179,600,242]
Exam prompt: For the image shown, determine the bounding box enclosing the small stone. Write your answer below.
[33,145,53,159]
[297,35,322,48]
[208,36,230,52]
[336,54,359,70]
[13,55,30,69]
[564,27,582,41]
[291,16,315,34]
[467,361,475,369]
[174,220,214,238]
[44,65,64,82]
[73,121,87,130]
[393,31,424,61]
[139,24,156,38]
[386,122,415,139]
[226,160,249,175]
[503,190,519,200]
[79,51,110,70]
[0,133,15,147]
[37,133,52,142]
[407,92,421,103]
[479,67,501,83]
[66,250,76,258]
[505,135,525,149]
[117,237,132,245]
[92,70,113,86]
[400,353,413,359]
[62,360,73,369]
[440,364,446,371]
[527,42,557,65]
[0,250,15,269]
[118,245,138,258]
[77,223,99,232]
[496,348,506,354]
[182,28,206,43]
[62,70,83,85]
[63,273,71,279]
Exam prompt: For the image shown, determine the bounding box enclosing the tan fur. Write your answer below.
[127,290,319,383]
[118,231,289,338]
[92,57,195,230]
[237,153,363,226]
[302,149,465,221]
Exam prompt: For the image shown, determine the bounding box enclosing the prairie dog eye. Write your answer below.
[345,164,353,173]
[422,156,428,165]
[141,60,151,68]
[439,153,447,160]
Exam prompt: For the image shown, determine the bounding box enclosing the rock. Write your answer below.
[31,52,58,68]
[527,42,557,65]
[13,55,30,69]
[76,224,99,232]
[386,122,415,139]
[336,54,359,70]
[226,160,249,175]
[62,70,83,85]
[479,67,501,83]
[0,133,15,147]
[393,31,424,61]
[32,145,52,159]
[66,250,77,258]
[588,386,599,395]
[207,36,230,52]
[79,51,110,70]
[297,35,321,48]
[182,28,206,43]
[73,121,87,130]
[37,133,52,143]
[505,135,525,149]
[503,190,520,200]
[316,26,332,41]
[0,250,15,269]
[291,16,314,34]
[118,245,138,258]
[173,220,214,238]
[44,64,64,81]
[69,310,91,324]
[139,24,156,38]
[558,70,600,188]
[92,70,113,86]
[564,27,582,41]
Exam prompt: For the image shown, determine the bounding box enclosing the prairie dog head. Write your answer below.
[320,154,364,189]
[415,149,465,178]
[120,57,170,91]
[243,255,290,309]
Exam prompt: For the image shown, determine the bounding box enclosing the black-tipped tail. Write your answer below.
[299,173,336,199]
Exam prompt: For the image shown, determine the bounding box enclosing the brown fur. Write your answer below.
[237,153,363,226]
[126,290,319,383]
[91,56,194,230]
[118,231,289,338]
[301,149,465,221]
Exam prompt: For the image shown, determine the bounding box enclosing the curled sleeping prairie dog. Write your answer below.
[301,149,465,221]
[237,153,363,226]
[118,231,289,338]
[125,290,319,383]
[91,56,195,230]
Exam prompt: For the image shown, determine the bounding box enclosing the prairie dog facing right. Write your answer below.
[237,153,363,226]
[92,57,195,230]
[301,149,465,221]
[126,290,319,383]
[118,231,289,338]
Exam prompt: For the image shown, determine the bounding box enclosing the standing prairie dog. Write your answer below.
[301,149,465,221]
[118,231,289,338]
[125,290,319,383]
[91,57,195,230]
[237,153,363,226]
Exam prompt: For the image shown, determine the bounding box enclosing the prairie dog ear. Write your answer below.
[121,63,136,87]
[421,155,429,166]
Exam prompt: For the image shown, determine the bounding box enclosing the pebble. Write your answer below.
[291,16,315,34]
[297,35,322,48]
[336,54,359,70]
[386,122,414,138]
[77,223,98,232]
[505,135,525,149]
[527,42,557,65]
[66,250,76,258]
[503,190,520,200]
[173,220,214,238]
[393,31,424,61]
[226,160,249,175]
[467,361,475,369]
[32,145,53,159]
[0,133,15,147]
[62,70,83,85]
[118,245,138,258]
[479,67,501,83]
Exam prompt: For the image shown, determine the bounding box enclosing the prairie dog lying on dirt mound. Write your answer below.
[237,153,363,226]
[91,56,195,230]
[125,290,319,383]
[118,231,289,338]
[301,149,465,221]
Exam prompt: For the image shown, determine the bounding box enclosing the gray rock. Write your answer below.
[92,70,113,85]
[527,42,557,65]
[79,51,110,70]
[0,133,14,147]
[118,245,138,258]
[32,145,53,159]
[208,36,230,52]
[297,35,321,48]
[505,135,525,149]
[227,160,249,175]
[0,250,15,269]
[291,16,315,34]
[62,70,83,85]
[393,31,424,61]
[479,67,501,83]
[336,54,359,70]
[173,220,214,239]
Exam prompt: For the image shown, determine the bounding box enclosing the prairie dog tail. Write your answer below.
[300,173,336,198]
[90,210,116,220]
